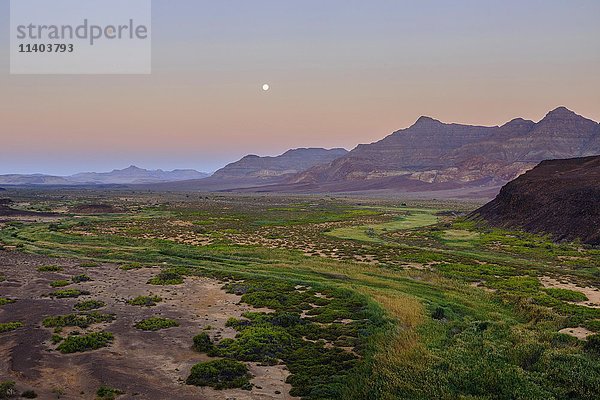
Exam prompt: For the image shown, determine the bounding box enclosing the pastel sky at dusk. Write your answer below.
[0,0,599,175]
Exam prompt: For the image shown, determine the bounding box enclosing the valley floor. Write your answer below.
[0,190,599,399]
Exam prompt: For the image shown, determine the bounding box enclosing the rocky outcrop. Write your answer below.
[471,156,600,245]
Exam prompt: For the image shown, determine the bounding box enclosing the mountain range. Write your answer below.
[2,107,598,197]
[0,166,209,186]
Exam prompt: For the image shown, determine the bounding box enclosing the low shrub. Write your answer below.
[135,317,178,331]
[43,312,115,328]
[71,274,93,283]
[37,265,62,272]
[584,334,600,355]
[186,359,251,390]
[96,385,123,400]
[120,262,142,271]
[50,280,70,288]
[0,322,23,333]
[193,332,214,352]
[20,390,37,398]
[544,288,588,302]
[74,300,106,311]
[56,331,113,353]
[50,289,90,298]
[148,270,184,285]
[0,298,15,306]
[79,262,99,268]
[0,381,17,399]
[127,295,162,307]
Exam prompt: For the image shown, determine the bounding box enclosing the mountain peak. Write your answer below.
[544,106,578,120]
[414,116,441,125]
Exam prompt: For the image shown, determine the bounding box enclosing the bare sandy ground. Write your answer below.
[0,252,296,399]
[540,276,600,308]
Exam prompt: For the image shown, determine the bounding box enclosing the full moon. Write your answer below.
[262,84,270,91]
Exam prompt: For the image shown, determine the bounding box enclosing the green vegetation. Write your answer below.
[37,265,62,272]
[0,381,17,399]
[74,300,106,311]
[49,289,90,298]
[71,274,92,283]
[0,298,15,306]
[127,295,162,307]
[192,332,214,352]
[20,390,37,398]
[120,262,142,270]
[79,262,99,268]
[186,359,251,390]
[147,270,184,285]
[135,317,178,331]
[544,287,588,302]
[43,312,115,328]
[96,385,123,400]
[56,331,113,353]
[2,194,600,399]
[0,322,23,333]
[49,280,70,288]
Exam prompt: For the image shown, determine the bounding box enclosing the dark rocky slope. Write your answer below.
[471,156,600,245]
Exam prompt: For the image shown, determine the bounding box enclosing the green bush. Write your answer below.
[127,295,162,307]
[584,334,600,355]
[0,381,17,399]
[43,312,115,328]
[37,265,62,272]
[79,262,99,268]
[0,322,23,333]
[186,359,251,390]
[71,274,93,283]
[20,390,37,398]
[50,280,70,288]
[193,332,214,352]
[215,326,294,362]
[544,288,588,302]
[50,289,90,298]
[57,332,113,353]
[96,385,123,400]
[0,298,15,306]
[135,317,178,331]
[120,262,142,271]
[74,300,106,311]
[148,270,183,285]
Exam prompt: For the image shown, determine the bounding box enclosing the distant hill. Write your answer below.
[159,148,349,191]
[0,166,209,186]
[471,156,600,245]
[67,165,209,184]
[269,107,600,194]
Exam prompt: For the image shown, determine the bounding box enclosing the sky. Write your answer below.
[0,0,599,175]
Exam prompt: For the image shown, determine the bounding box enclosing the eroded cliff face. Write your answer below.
[290,107,600,190]
[472,155,600,245]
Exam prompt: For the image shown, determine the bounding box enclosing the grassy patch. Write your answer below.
[0,298,15,306]
[127,295,162,307]
[57,331,113,353]
[50,280,70,288]
[148,270,184,285]
[43,312,115,328]
[50,289,90,298]
[71,274,92,283]
[0,322,23,333]
[74,300,106,311]
[135,317,178,331]
[96,385,123,400]
[186,359,251,390]
[544,288,588,302]
[37,265,62,272]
